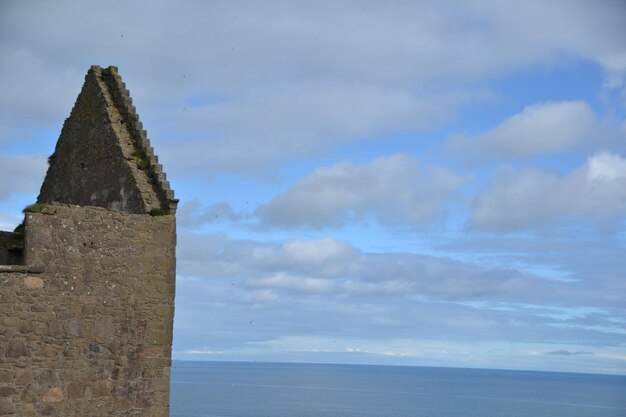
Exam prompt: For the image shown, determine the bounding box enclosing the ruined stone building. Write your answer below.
[0,66,177,416]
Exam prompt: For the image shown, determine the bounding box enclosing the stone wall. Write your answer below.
[0,204,175,416]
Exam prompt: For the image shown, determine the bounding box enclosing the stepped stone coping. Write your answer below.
[95,65,179,214]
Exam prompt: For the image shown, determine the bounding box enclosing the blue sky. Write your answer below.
[1,0,625,374]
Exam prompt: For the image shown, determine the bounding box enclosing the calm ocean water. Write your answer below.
[170,361,626,417]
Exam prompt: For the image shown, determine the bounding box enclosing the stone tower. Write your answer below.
[0,66,177,417]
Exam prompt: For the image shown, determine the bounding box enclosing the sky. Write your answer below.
[1,0,625,375]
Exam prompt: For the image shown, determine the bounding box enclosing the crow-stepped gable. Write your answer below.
[0,66,177,417]
[39,65,177,215]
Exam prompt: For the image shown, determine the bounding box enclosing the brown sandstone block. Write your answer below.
[45,320,61,337]
[37,370,60,388]
[152,305,172,318]
[144,406,169,417]
[66,382,84,400]
[137,345,162,358]
[142,368,162,378]
[38,344,61,358]
[90,380,111,398]
[81,305,97,316]
[30,303,51,313]
[155,281,171,295]
[0,387,17,397]
[19,403,35,416]
[5,341,27,358]
[94,319,115,342]
[18,321,34,334]
[0,370,13,384]
[145,330,170,346]
[15,369,34,386]
[42,387,63,403]
[19,387,37,403]
[0,398,16,415]
[1,293,16,303]
[148,377,169,393]
[0,318,19,328]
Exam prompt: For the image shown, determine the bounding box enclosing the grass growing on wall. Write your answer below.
[22,203,46,214]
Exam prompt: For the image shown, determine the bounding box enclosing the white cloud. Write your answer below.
[174,232,626,359]
[0,155,47,201]
[2,1,625,175]
[257,154,464,228]
[177,233,623,309]
[248,289,279,305]
[469,151,626,231]
[251,237,356,274]
[166,85,476,176]
[0,211,22,231]
[341,279,412,296]
[587,151,626,181]
[449,101,596,159]
[178,198,243,227]
[248,273,335,295]
[0,47,84,130]
[180,348,225,355]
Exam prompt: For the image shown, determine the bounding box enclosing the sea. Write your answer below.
[170,361,626,417]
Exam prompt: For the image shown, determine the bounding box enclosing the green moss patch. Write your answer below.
[22,203,46,213]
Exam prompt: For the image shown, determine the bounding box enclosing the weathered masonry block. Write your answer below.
[0,66,177,417]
